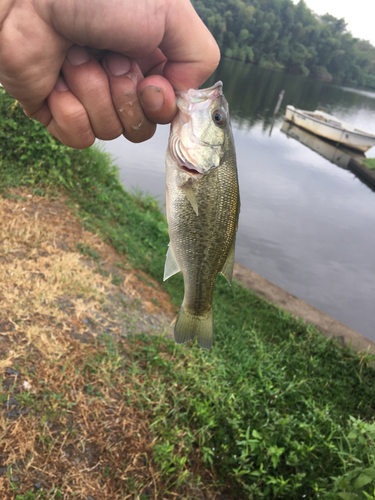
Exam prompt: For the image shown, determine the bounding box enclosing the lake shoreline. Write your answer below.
[233,262,375,354]
[349,157,375,190]
[107,58,375,340]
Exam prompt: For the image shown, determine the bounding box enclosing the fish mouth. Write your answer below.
[168,81,225,176]
[179,162,202,175]
[175,81,223,104]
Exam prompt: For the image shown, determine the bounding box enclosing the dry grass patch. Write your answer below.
[0,190,225,499]
[0,189,175,359]
[0,338,157,499]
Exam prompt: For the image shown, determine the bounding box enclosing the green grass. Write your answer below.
[14,487,63,500]
[364,158,375,171]
[123,291,375,499]
[2,89,375,499]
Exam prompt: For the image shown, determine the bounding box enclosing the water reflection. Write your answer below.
[205,59,375,133]
[280,121,364,170]
[234,120,375,334]
[102,58,375,340]
[280,120,375,194]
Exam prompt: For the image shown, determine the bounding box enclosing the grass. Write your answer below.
[2,89,375,499]
[364,158,375,171]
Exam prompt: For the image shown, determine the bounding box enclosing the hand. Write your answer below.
[0,0,220,148]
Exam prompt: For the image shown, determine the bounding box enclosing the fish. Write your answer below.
[163,81,240,350]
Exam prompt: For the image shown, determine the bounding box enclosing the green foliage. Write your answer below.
[364,158,375,171]
[76,242,101,261]
[125,319,375,499]
[0,90,73,185]
[14,486,63,499]
[333,417,375,499]
[192,0,375,89]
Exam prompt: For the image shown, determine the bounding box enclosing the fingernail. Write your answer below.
[54,76,69,92]
[106,54,131,76]
[140,86,164,112]
[66,45,90,66]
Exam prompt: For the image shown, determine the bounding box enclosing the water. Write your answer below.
[102,59,375,341]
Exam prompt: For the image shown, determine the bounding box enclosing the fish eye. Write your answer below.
[212,108,226,126]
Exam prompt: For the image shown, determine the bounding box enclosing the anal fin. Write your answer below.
[221,239,236,285]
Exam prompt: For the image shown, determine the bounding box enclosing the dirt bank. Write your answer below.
[233,262,375,354]
[349,158,375,191]
[0,189,175,366]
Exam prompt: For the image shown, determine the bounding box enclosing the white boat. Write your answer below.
[285,105,375,152]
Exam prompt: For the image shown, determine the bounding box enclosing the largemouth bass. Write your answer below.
[163,81,240,350]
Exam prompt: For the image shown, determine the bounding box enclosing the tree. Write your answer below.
[191,0,375,89]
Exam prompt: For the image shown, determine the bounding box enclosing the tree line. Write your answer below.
[192,0,375,90]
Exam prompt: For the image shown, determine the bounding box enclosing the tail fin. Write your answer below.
[174,305,213,350]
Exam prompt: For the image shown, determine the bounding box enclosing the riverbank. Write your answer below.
[349,157,375,191]
[233,262,375,354]
[2,90,375,499]
[365,158,375,171]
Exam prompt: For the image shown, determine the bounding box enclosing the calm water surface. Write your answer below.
[102,59,375,341]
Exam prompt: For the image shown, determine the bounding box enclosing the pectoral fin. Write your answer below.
[220,239,236,285]
[163,243,181,281]
[182,185,199,216]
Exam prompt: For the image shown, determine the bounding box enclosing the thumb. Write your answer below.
[160,0,220,90]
